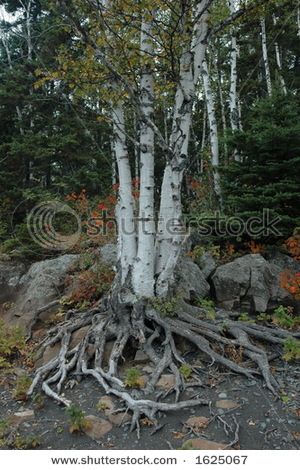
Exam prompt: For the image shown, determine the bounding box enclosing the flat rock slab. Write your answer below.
[133,350,149,363]
[182,438,228,450]
[97,396,131,426]
[184,416,209,432]
[107,412,131,427]
[156,374,175,390]
[215,399,238,410]
[84,415,112,441]
[9,409,35,426]
[97,396,114,413]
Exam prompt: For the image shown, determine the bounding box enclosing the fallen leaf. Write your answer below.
[172,431,185,440]
[293,408,300,418]
[140,417,154,427]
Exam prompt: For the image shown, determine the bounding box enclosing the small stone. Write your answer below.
[184,416,209,432]
[215,400,238,410]
[9,409,35,426]
[70,326,90,349]
[12,368,26,377]
[97,396,114,413]
[36,343,61,367]
[84,415,112,441]
[134,350,149,363]
[156,374,175,390]
[32,329,46,341]
[142,365,154,374]
[246,380,257,387]
[103,341,115,365]
[218,392,227,399]
[107,412,131,426]
[182,438,227,450]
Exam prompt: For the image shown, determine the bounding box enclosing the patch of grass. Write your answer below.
[181,440,195,450]
[124,368,143,388]
[0,321,25,370]
[195,297,216,320]
[55,425,64,435]
[280,394,290,404]
[188,244,221,263]
[32,393,45,409]
[151,297,178,318]
[179,364,192,380]
[13,374,32,401]
[238,312,255,323]
[11,434,40,449]
[96,400,110,412]
[0,420,9,439]
[282,337,300,362]
[273,305,299,329]
[256,312,272,322]
[65,404,88,434]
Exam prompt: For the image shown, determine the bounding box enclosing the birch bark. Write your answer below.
[112,105,137,285]
[156,1,209,296]
[132,14,155,297]
[202,58,222,207]
[229,0,239,133]
[260,17,272,96]
[273,14,287,95]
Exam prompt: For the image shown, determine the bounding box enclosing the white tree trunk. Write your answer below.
[156,1,209,296]
[134,113,139,181]
[229,0,239,132]
[202,58,222,207]
[273,15,287,95]
[216,62,228,162]
[237,94,243,131]
[112,105,137,285]
[297,6,300,38]
[228,0,241,162]
[200,107,207,172]
[260,17,272,96]
[132,15,155,298]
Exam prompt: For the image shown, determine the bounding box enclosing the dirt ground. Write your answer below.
[1,355,299,450]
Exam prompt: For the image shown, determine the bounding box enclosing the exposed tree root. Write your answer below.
[27,297,299,434]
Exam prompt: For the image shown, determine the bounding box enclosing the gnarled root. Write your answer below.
[27,298,297,434]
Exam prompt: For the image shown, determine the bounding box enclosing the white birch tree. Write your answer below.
[272,14,287,95]
[28,0,284,423]
[202,57,222,207]
[260,16,272,96]
[228,0,239,132]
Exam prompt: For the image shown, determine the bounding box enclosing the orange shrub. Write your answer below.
[284,235,300,261]
[280,270,300,300]
[246,240,265,254]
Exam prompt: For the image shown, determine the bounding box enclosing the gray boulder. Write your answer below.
[177,257,210,300]
[197,252,217,279]
[267,252,300,273]
[98,244,118,267]
[211,254,291,312]
[0,261,27,304]
[2,254,79,329]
